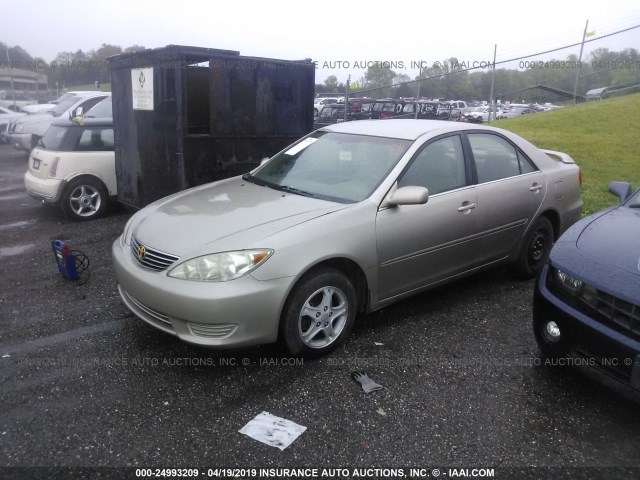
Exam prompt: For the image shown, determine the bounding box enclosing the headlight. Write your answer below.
[167,249,273,282]
[553,268,583,296]
[15,123,23,133]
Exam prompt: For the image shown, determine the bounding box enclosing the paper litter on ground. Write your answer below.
[239,411,306,451]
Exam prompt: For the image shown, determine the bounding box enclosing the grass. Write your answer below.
[492,93,640,216]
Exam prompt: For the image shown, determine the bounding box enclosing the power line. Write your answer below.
[351,24,640,95]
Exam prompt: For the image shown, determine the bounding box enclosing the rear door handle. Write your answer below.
[529,183,543,192]
[458,202,476,212]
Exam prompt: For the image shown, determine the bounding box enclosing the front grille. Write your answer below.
[130,236,180,272]
[579,286,640,340]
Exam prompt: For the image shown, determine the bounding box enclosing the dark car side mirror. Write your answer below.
[608,181,632,203]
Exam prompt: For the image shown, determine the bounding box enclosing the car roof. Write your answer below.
[50,117,114,128]
[321,119,496,140]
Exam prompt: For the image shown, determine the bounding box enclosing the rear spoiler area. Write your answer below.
[543,149,576,164]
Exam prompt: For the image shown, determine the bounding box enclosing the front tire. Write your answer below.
[280,267,357,357]
[513,217,554,279]
[61,177,107,221]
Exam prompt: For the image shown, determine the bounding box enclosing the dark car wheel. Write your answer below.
[513,217,553,279]
[280,266,357,357]
[61,177,107,221]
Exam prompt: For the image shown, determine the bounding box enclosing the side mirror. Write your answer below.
[386,186,429,207]
[260,157,270,166]
[75,106,84,117]
[608,181,632,202]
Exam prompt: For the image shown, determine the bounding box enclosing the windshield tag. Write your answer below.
[339,150,352,161]
[284,137,317,156]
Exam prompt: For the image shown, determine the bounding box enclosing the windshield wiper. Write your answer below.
[271,185,316,198]
[241,172,254,183]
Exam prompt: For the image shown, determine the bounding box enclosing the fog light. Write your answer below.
[543,321,561,343]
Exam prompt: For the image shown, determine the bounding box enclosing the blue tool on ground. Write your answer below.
[52,240,90,283]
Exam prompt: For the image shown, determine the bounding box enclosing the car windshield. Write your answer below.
[49,95,81,117]
[248,132,412,203]
[53,92,76,104]
[85,97,112,118]
[39,125,69,150]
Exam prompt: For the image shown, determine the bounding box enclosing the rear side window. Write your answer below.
[76,128,114,151]
[469,133,536,183]
[39,125,69,150]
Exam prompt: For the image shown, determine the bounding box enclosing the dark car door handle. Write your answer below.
[458,202,477,212]
[530,184,543,192]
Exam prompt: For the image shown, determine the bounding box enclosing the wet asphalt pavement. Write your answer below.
[0,143,639,480]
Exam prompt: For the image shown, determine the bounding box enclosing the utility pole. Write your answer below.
[573,20,589,105]
[488,44,497,123]
[5,45,17,109]
[344,75,350,122]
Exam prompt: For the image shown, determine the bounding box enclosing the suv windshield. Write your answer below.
[249,132,411,203]
[49,96,81,117]
[39,125,69,150]
[85,97,112,118]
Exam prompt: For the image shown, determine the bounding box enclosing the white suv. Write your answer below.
[24,116,115,220]
[9,91,110,152]
[313,97,339,116]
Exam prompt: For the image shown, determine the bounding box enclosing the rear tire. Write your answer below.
[61,177,107,221]
[280,267,357,357]
[513,217,553,279]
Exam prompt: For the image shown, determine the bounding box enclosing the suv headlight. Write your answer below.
[167,249,273,282]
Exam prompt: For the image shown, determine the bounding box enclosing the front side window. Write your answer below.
[250,132,411,203]
[397,135,467,195]
[469,133,534,183]
[76,128,114,151]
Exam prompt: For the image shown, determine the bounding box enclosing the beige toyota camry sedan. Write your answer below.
[112,120,583,356]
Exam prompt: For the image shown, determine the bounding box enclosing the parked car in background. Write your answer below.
[442,100,471,113]
[24,116,115,220]
[370,98,404,119]
[2,92,80,115]
[112,119,582,357]
[347,97,376,118]
[533,181,640,400]
[498,107,537,119]
[313,101,371,128]
[7,92,109,152]
[313,97,339,116]
[0,106,26,144]
[464,105,504,123]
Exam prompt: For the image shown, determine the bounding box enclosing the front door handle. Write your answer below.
[458,202,477,213]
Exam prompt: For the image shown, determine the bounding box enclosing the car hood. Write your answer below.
[133,177,347,257]
[576,206,640,276]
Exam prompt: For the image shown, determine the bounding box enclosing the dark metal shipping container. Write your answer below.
[107,45,315,208]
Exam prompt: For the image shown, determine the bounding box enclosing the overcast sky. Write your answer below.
[2,0,639,83]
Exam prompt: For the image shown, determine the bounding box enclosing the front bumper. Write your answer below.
[24,170,64,203]
[11,132,32,152]
[534,264,640,395]
[112,238,295,348]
